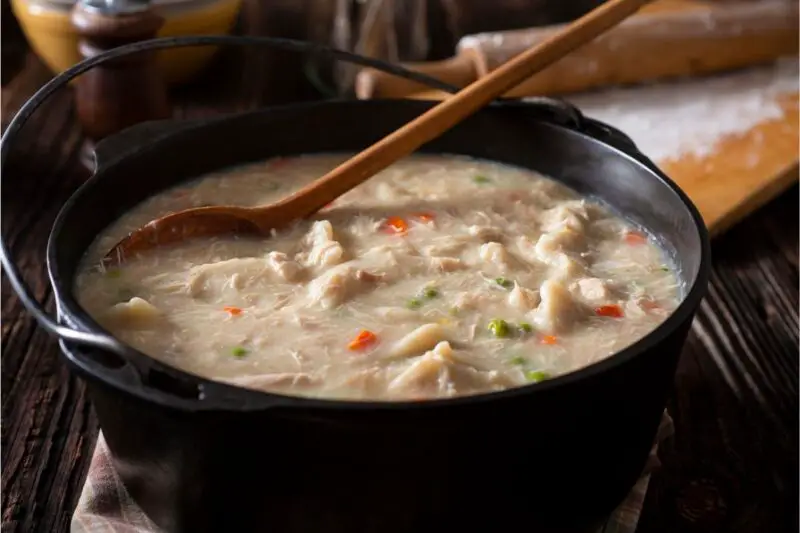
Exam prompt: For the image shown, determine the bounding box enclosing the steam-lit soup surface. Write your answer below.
[76,155,680,401]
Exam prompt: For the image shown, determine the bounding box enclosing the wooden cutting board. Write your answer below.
[660,92,798,236]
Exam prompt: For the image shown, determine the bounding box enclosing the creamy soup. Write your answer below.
[75,154,681,401]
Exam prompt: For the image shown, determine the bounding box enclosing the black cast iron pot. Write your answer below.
[1,37,711,533]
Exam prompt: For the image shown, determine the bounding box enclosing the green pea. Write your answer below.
[488,319,510,338]
[518,322,533,333]
[509,356,527,366]
[473,175,491,184]
[407,298,423,310]
[526,370,550,383]
[105,269,122,279]
[422,287,439,299]
[495,277,513,289]
[231,346,248,358]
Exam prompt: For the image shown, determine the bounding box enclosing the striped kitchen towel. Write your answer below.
[72,412,674,533]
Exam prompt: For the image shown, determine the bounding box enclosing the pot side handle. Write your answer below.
[580,117,639,154]
[513,96,586,130]
[581,117,664,173]
[503,96,647,159]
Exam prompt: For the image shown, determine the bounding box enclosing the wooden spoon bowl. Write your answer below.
[102,198,322,265]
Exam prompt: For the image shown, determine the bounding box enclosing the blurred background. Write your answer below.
[3,0,606,101]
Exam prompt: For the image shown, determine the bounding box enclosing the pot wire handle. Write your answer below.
[0,239,126,354]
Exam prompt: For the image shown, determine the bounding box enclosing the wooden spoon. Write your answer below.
[104,0,654,265]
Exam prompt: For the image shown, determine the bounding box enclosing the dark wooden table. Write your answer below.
[2,18,798,533]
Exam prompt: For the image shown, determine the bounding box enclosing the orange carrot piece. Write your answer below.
[414,213,435,223]
[624,231,647,245]
[596,304,624,318]
[540,335,558,345]
[384,217,408,235]
[348,330,378,351]
[224,306,243,316]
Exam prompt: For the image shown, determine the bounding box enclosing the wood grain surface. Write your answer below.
[1,24,798,533]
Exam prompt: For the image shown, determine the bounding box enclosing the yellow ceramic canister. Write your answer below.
[11,0,242,85]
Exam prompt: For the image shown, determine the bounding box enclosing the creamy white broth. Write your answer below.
[75,154,681,401]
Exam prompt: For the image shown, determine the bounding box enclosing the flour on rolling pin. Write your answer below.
[355,0,798,100]
[562,57,798,164]
[458,1,796,71]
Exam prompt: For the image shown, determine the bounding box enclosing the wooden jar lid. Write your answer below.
[71,0,171,167]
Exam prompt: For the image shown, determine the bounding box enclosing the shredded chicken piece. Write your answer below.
[508,283,539,311]
[428,256,464,273]
[529,279,584,334]
[388,342,513,397]
[389,323,448,358]
[302,220,344,268]
[468,225,504,242]
[306,264,359,310]
[421,240,467,257]
[292,315,320,330]
[540,202,591,232]
[574,277,613,302]
[453,291,489,311]
[535,227,584,258]
[103,297,162,328]
[266,251,303,282]
[375,182,413,201]
[515,235,540,263]
[533,226,587,280]
[355,269,383,282]
[551,254,587,279]
[374,307,420,321]
[185,257,276,298]
[360,244,427,277]
[388,341,456,393]
[341,367,385,392]
[479,242,511,271]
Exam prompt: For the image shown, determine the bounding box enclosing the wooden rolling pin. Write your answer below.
[355,0,799,100]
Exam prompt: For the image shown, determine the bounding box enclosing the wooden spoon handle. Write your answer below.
[278,0,655,220]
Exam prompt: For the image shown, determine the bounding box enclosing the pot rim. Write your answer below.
[46,98,712,413]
